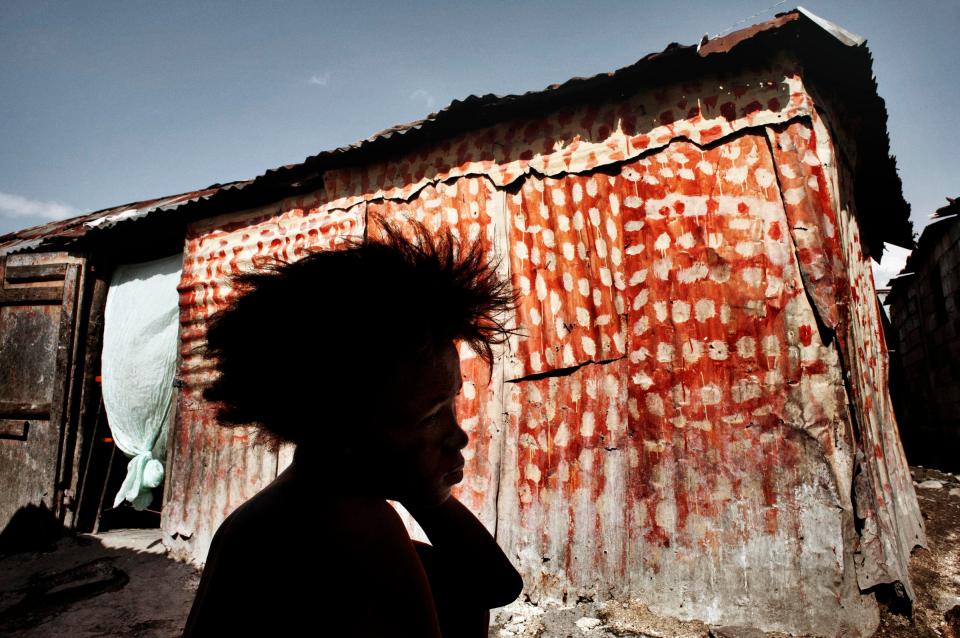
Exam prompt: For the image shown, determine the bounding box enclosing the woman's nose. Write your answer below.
[446,420,469,451]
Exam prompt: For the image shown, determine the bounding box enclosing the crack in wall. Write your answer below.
[505,355,627,385]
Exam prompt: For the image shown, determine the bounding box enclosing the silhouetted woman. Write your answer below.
[182,221,523,637]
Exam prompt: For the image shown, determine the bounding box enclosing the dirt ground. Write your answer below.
[0,467,957,637]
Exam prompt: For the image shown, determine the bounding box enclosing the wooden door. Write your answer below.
[0,253,82,542]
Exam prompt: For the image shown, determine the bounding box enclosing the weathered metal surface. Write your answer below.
[163,195,365,561]
[157,24,921,638]
[0,253,82,538]
[768,115,923,598]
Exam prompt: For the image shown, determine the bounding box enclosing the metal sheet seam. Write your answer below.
[491,187,511,544]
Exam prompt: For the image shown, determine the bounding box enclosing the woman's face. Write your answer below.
[366,341,468,507]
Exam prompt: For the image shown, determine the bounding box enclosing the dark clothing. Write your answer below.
[182,458,514,637]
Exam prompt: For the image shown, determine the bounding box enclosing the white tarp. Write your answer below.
[102,254,182,510]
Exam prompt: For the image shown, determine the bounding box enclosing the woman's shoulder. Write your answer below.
[212,468,411,552]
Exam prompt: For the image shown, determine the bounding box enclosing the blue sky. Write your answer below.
[1,0,957,265]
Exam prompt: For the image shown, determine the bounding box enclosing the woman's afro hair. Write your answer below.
[202,219,519,444]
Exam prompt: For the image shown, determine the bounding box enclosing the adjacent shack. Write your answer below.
[0,9,924,637]
[887,197,960,472]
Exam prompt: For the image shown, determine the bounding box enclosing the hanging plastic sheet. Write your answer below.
[102,253,182,510]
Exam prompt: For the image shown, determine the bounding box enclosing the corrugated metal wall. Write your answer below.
[162,58,922,637]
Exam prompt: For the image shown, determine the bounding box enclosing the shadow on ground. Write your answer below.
[0,506,198,638]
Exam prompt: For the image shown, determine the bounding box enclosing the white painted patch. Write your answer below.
[600,268,612,287]
[676,232,696,249]
[580,411,596,437]
[678,168,695,180]
[700,384,722,405]
[735,241,760,258]
[783,187,805,205]
[682,339,703,363]
[605,217,618,241]
[624,220,644,232]
[656,342,674,363]
[653,257,672,280]
[707,340,729,360]
[609,193,620,216]
[741,267,763,287]
[558,214,570,232]
[736,336,756,358]
[588,207,600,227]
[623,195,642,209]
[613,329,625,353]
[632,289,649,310]
[723,165,748,184]
[697,160,715,175]
[549,291,562,315]
[578,277,590,297]
[573,211,585,231]
[582,335,596,357]
[610,247,622,266]
[762,334,780,357]
[562,343,576,367]
[695,299,715,322]
[586,179,598,197]
[572,183,583,204]
[633,316,650,336]
[529,307,542,326]
[562,272,574,292]
[514,241,528,261]
[672,300,691,323]
[562,242,575,261]
[535,272,547,301]
[552,189,566,206]
[513,212,526,232]
[678,263,709,283]
[754,167,775,188]
[628,269,647,286]
[625,243,645,256]
[645,393,665,417]
[653,300,668,322]
[709,263,731,283]
[576,306,590,327]
[595,237,607,259]
[541,228,556,248]
[720,303,731,324]
[654,232,671,252]
[529,351,543,372]
[526,463,542,483]
[518,275,531,296]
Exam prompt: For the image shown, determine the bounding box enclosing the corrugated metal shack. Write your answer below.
[0,9,924,637]
[887,197,960,473]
